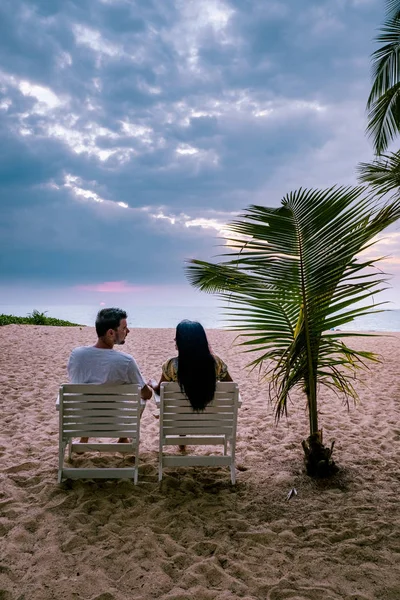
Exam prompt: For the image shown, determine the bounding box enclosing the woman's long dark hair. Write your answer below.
[176,320,216,411]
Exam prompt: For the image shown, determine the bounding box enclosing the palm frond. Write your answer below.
[386,0,400,19]
[366,1,400,153]
[186,188,400,430]
[367,83,400,154]
[368,16,400,107]
[358,151,400,195]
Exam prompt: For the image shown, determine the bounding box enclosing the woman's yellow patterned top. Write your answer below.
[161,355,228,382]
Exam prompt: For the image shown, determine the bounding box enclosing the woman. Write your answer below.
[149,320,232,412]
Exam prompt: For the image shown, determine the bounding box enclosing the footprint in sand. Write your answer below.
[4,462,37,473]
[190,540,219,557]
[266,583,357,600]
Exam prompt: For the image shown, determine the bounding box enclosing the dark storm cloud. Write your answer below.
[1,0,391,288]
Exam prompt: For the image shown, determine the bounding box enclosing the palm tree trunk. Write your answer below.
[296,213,319,437]
[303,384,336,477]
[308,383,318,435]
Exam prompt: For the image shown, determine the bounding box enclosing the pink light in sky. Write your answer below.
[76,281,152,293]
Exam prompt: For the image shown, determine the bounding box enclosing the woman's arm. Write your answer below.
[215,355,232,382]
[220,370,233,382]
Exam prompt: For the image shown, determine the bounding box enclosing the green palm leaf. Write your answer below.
[366,1,400,153]
[358,150,400,195]
[367,83,400,154]
[367,16,400,108]
[186,188,400,438]
[386,0,400,19]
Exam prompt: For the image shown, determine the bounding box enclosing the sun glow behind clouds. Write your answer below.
[359,232,400,267]
[76,281,152,293]
[62,176,236,227]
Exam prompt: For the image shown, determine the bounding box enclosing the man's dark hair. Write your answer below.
[95,308,127,337]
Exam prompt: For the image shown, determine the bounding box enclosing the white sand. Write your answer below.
[1,324,400,600]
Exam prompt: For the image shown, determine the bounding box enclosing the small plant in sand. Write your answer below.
[28,309,48,325]
[0,311,82,327]
[186,188,400,477]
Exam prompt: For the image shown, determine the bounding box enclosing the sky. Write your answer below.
[1,0,399,313]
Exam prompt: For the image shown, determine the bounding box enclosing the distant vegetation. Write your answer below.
[0,309,83,327]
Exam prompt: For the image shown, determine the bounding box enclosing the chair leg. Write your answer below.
[134,452,139,485]
[68,438,72,460]
[58,440,67,483]
[230,463,236,485]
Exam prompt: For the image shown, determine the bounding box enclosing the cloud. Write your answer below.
[360,232,400,266]
[1,0,398,306]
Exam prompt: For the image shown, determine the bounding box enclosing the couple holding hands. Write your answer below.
[67,308,233,443]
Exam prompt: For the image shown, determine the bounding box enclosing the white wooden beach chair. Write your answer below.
[58,383,142,484]
[158,382,240,484]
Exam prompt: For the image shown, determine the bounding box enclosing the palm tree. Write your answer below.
[361,1,400,189]
[358,150,400,196]
[186,187,400,476]
[366,1,400,155]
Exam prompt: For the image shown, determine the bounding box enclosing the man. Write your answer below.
[68,307,152,443]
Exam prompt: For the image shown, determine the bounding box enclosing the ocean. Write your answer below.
[0,304,223,329]
[1,304,400,331]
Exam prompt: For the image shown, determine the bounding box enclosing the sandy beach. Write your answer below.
[1,324,400,600]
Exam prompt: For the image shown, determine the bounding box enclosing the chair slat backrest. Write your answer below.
[58,383,142,483]
[159,381,240,484]
[60,384,141,438]
[161,383,237,436]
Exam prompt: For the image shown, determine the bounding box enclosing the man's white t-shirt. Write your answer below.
[67,346,146,387]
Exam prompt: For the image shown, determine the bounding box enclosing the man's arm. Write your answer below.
[148,374,168,396]
[127,356,153,400]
